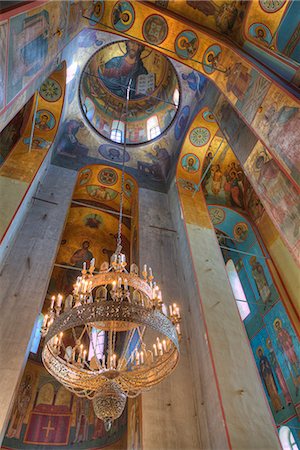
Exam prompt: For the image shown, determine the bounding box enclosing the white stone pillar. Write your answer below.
[139,188,203,450]
[168,181,281,450]
[0,165,77,443]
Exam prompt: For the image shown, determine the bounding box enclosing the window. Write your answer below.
[226,259,250,321]
[30,313,44,353]
[110,120,124,143]
[279,426,299,450]
[89,328,105,361]
[147,115,160,140]
[173,88,179,107]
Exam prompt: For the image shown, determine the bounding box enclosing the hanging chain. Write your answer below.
[116,78,132,255]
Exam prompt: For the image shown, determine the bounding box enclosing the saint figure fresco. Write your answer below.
[70,241,94,269]
[249,256,271,305]
[266,338,292,406]
[6,375,32,439]
[98,41,148,99]
[274,319,300,393]
[257,347,283,413]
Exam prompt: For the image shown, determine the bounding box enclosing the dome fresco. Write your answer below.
[79,40,180,145]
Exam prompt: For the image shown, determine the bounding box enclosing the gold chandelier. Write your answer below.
[42,79,181,431]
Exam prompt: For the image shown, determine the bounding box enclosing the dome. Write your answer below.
[79,40,180,145]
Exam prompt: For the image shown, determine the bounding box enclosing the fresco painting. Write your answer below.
[276,1,300,64]
[0,97,33,166]
[80,40,179,145]
[244,142,300,261]
[6,3,68,103]
[251,328,296,423]
[3,360,127,449]
[0,20,8,111]
[202,138,246,209]
[251,84,300,185]
[207,206,300,432]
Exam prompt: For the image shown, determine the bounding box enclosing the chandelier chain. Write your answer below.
[116,79,132,255]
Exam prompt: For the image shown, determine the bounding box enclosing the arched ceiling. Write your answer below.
[53,29,205,191]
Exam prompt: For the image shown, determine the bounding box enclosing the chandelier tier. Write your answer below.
[42,254,181,430]
[42,78,181,431]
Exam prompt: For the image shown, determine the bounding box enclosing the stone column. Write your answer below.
[168,181,281,450]
[139,188,203,450]
[0,164,77,443]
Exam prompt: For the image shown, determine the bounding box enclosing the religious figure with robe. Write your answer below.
[6,375,32,439]
[98,41,148,99]
[257,347,283,413]
[249,256,271,305]
[266,338,292,406]
[274,319,300,392]
[70,240,94,269]
[73,398,90,443]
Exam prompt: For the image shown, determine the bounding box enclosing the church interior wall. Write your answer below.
[0,164,77,444]
[2,165,141,450]
[0,2,299,449]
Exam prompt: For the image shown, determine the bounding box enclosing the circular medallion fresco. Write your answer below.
[248,23,272,45]
[203,45,222,74]
[112,1,135,32]
[89,1,104,26]
[35,110,56,131]
[98,168,118,185]
[189,127,210,147]
[80,40,180,145]
[39,78,62,102]
[78,168,92,186]
[181,153,200,173]
[233,222,249,242]
[175,30,199,60]
[142,15,168,45]
[209,207,225,225]
[259,0,286,12]
[98,144,130,162]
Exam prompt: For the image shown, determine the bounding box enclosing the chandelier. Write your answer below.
[42,80,181,431]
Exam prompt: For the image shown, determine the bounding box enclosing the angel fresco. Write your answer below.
[98,41,148,99]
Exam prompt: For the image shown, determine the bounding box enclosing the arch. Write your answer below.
[36,383,55,406]
[279,425,299,450]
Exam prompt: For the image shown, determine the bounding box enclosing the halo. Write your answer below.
[121,10,132,24]
[178,36,189,50]
[93,2,103,18]
[273,318,282,329]
[256,346,263,356]
[256,26,267,38]
[266,337,272,348]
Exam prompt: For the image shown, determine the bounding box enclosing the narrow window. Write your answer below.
[226,259,250,321]
[89,328,105,361]
[111,120,124,143]
[279,426,299,450]
[147,115,160,140]
[30,313,44,353]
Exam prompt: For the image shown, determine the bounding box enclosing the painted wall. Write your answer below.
[207,205,300,446]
